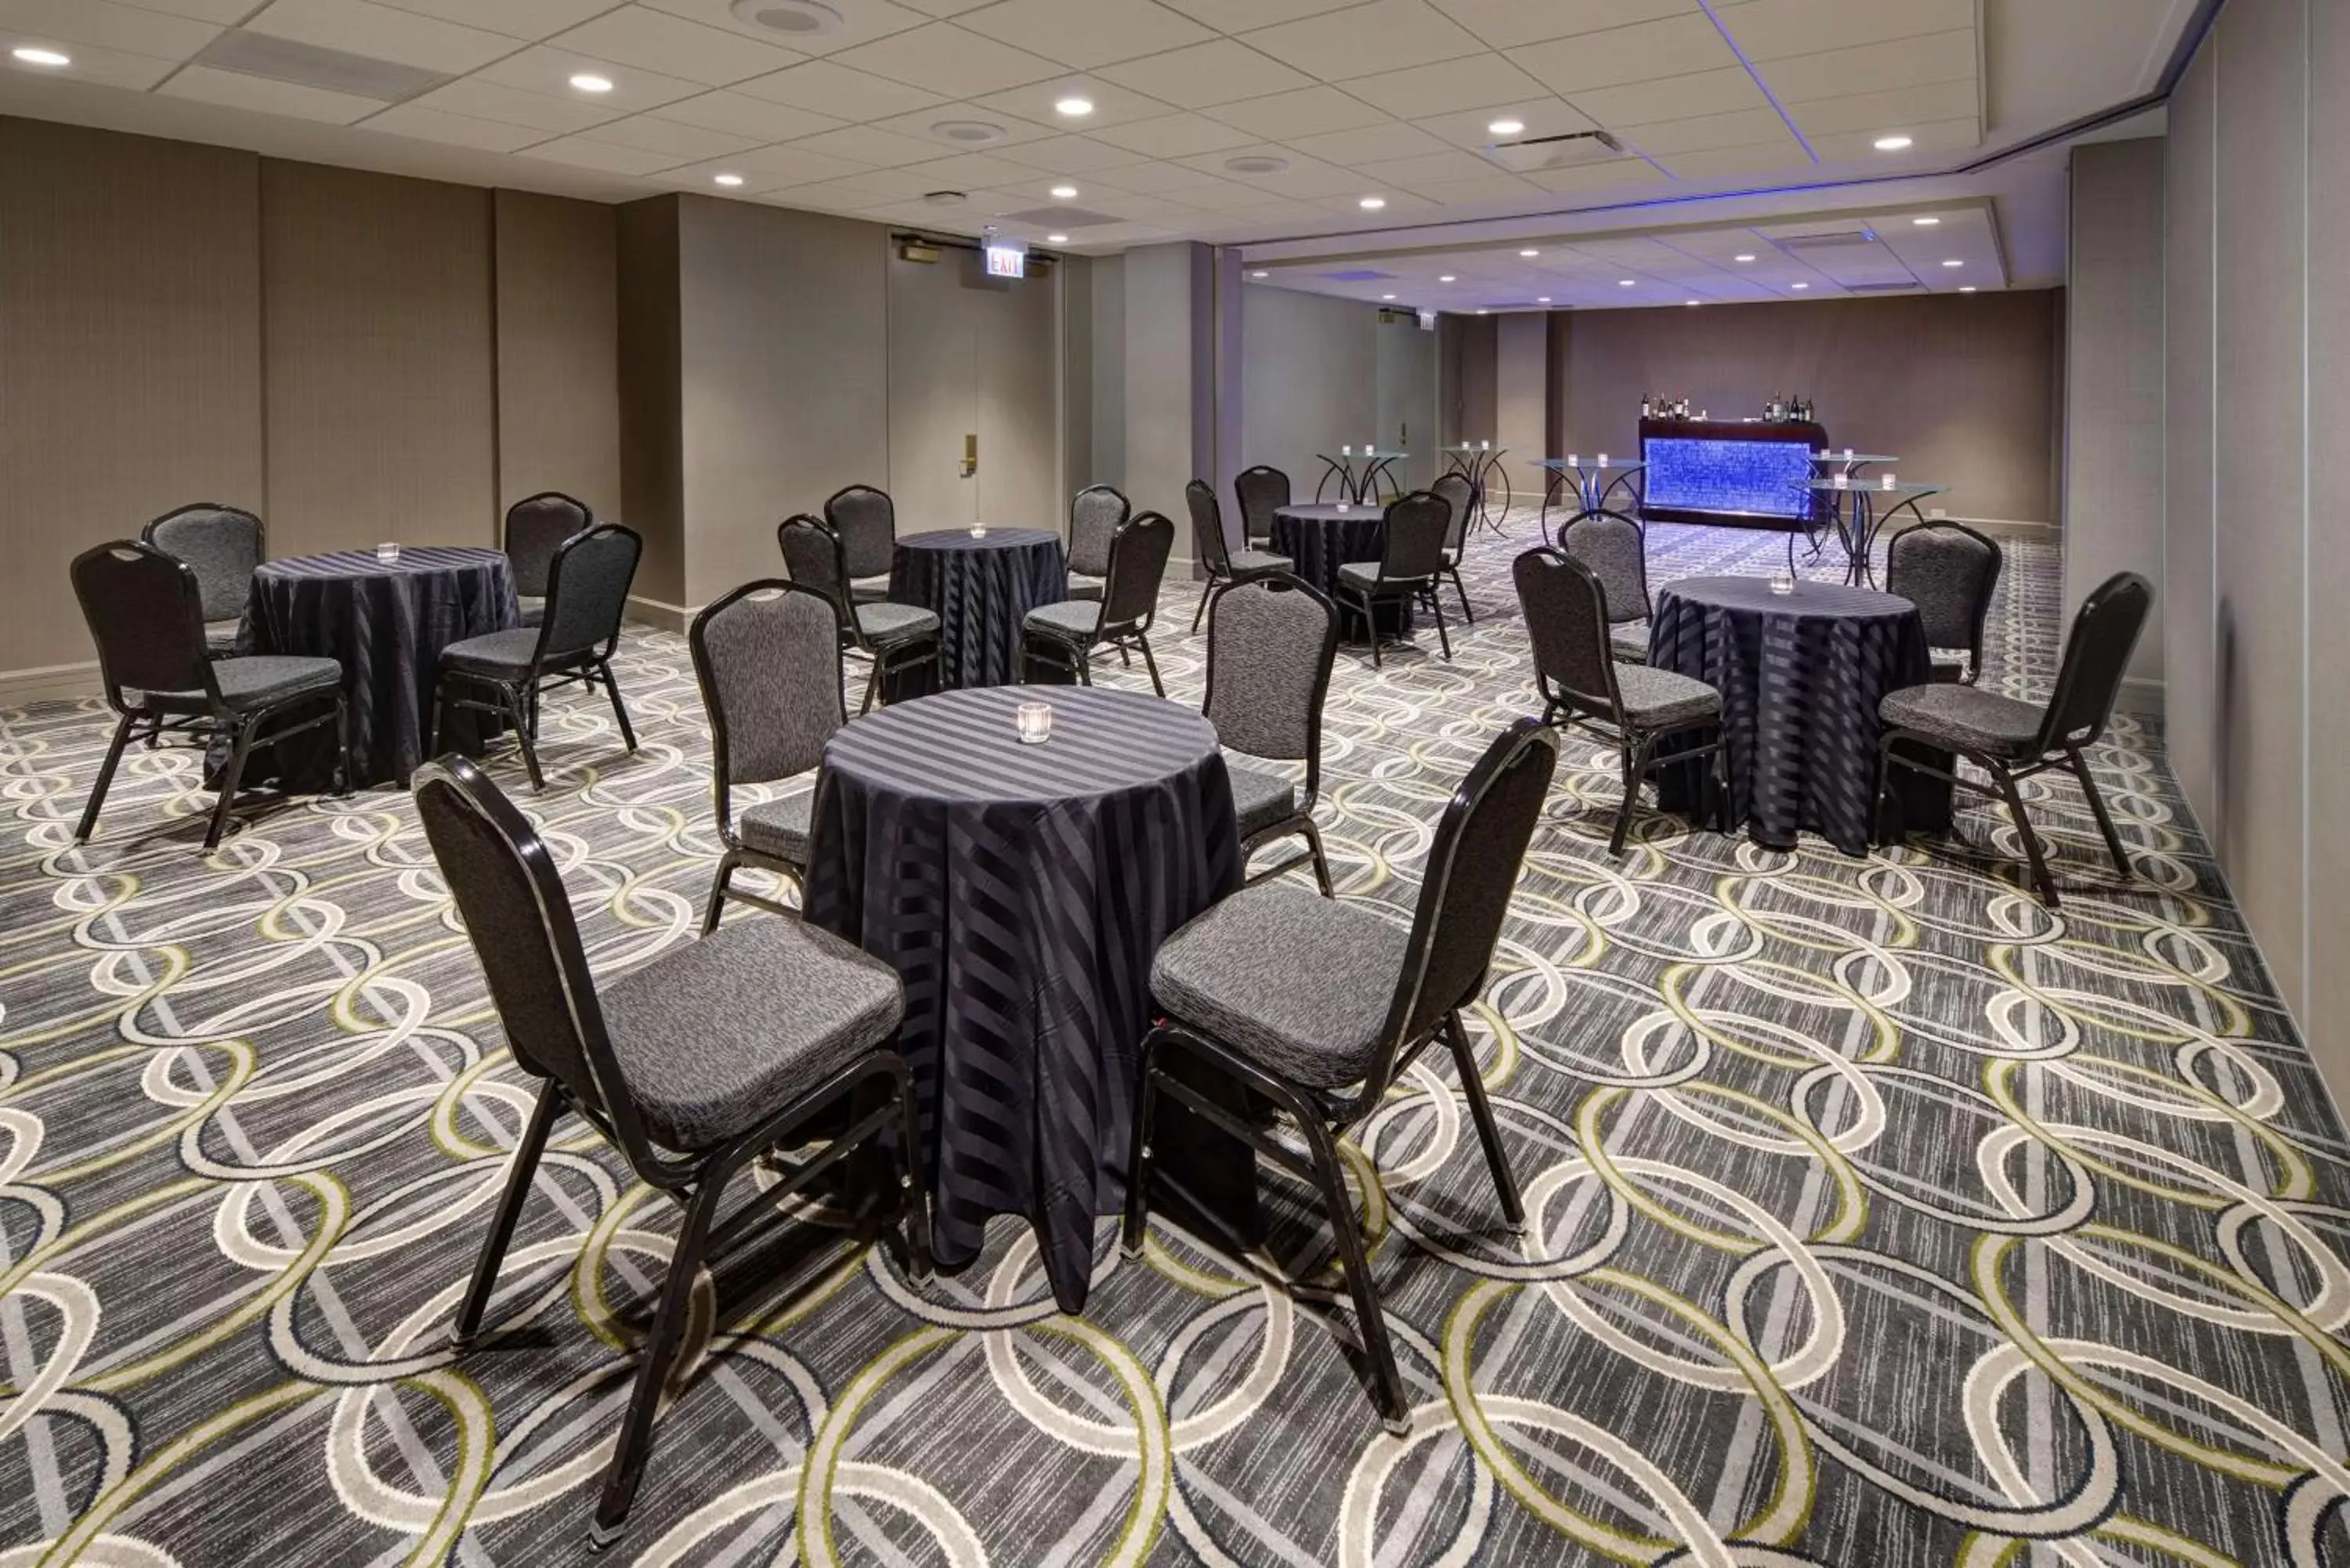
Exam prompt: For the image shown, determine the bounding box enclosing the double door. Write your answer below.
[887,248,1058,533]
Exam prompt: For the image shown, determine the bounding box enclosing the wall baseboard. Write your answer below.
[2118,674,2165,717]
[1,659,101,710]
[624,594,689,634]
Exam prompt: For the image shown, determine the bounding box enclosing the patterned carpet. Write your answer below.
[3,516,2344,1567]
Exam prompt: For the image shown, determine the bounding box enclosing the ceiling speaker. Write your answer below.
[731,0,844,34]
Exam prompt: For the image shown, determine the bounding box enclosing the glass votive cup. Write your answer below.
[1596,453,1610,467]
[1882,473,1897,490]
[1832,473,1848,489]
[1844,447,1855,458]
[1335,501,1351,514]
[1769,572,1795,596]
[376,541,400,563]
[1016,701,1053,745]
[971,522,988,537]
[1341,444,1353,456]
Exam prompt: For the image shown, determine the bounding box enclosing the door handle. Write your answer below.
[960,433,978,478]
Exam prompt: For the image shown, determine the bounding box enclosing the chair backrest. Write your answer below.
[1204,574,1337,786]
[1513,547,1624,723]
[2034,571,2153,755]
[413,754,662,1170]
[1101,511,1177,631]
[1234,465,1291,544]
[72,541,220,712]
[536,523,641,664]
[1185,479,1233,576]
[689,578,844,802]
[1376,491,1453,584]
[503,492,593,599]
[823,484,897,581]
[143,503,262,624]
[1365,719,1559,1092]
[1885,519,2001,673]
[1068,484,1130,578]
[1430,472,1475,553]
[1560,511,1650,623]
[778,514,850,617]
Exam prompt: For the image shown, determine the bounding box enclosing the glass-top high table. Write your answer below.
[1799,479,1948,587]
[1810,451,1900,481]
[1437,443,1511,534]
[1537,456,1646,541]
[1314,446,1408,505]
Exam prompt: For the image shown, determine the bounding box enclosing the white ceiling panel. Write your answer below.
[107,0,261,20]
[1809,115,1978,161]
[958,0,1216,70]
[476,45,707,110]
[1242,0,1485,83]
[1521,158,1666,194]
[789,121,954,164]
[1784,78,1977,141]
[994,133,1155,174]
[635,0,930,56]
[1337,52,1550,118]
[1204,84,1387,140]
[1094,38,1315,110]
[788,166,950,203]
[577,110,757,158]
[827,22,1062,96]
[1352,146,1506,190]
[408,74,622,132]
[1088,110,1253,157]
[1173,144,1362,197]
[1409,95,1593,149]
[707,142,873,181]
[648,89,841,141]
[1282,119,1451,167]
[1089,155,1223,191]
[242,0,520,74]
[1513,13,1738,94]
[1756,29,1976,105]
[1653,139,1808,181]
[1411,172,1541,205]
[371,0,615,38]
[520,131,684,172]
[0,38,181,89]
[969,74,1175,132]
[866,101,1058,150]
[363,99,551,150]
[0,0,222,60]
[1429,0,1699,51]
[545,6,806,86]
[1716,0,1972,63]
[1616,104,1790,157]
[1564,64,1769,126]
[1155,0,1356,29]
[899,148,1049,186]
[732,57,943,117]
[157,62,383,121]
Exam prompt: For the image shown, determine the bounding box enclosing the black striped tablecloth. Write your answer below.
[1272,504,1411,637]
[802,685,1241,1310]
[891,529,1067,688]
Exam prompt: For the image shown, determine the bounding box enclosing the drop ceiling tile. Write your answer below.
[410,75,621,132]
[1351,147,1505,189]
[1714,0,1973,62]
[1088,110,1253,157]
[1513,12,1738,95]
[649,89,839,140]
[788,121,949,165]
[243,0,522,72]
[1174,145,1365,197]
[1282,119,1452,166]
[1520,157,1667,193]
[157,62,382,121]
[1408,172,1544,204]
[1429,0,1697,49]
[521,132,686,173]
[1617,104,1790,156]
[1784,78,1976,139]
[546,5,806,85]
[579,110,760,157]
[1652,138,1807,180]
[652,154,791,190]
[894,0,992,16]
[371,0,613,37]
[995,134,1156,174]
[970,74,1175,132]
[1204,84,1389,140]
[1162,175,1288,212]
[732,57,944,117]
[363,100,554,150]
[1155,0,1357,27]
[1758,30,1974,104]
[789,166,948,202]
[1242,0,1485,83]
[103,0,254,19]
[1809,114,1977,161]
[1410,96,1593,149]
[1094,38,1315,109]
[1338,52,1551,117]
[477,44,708,110]
[638,0,930,56]
[735,141,881,179]
[1310,187,1437,217]
[901,150,1054,186]
[0,37,179,88]
[957,0,1214,70]
[1564,64,1766,125]
[829,22,1063,96]
[867,102,1058,150]
[1093,156,1223,191]
[0,0,220,60]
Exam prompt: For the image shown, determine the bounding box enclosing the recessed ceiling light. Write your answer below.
[1519,247,1539,258]
[1250,269,1269,279]
[1050,184,1078,198]
[1942,258,1963,268]
[1476,308,1490,315]
[12,45,70,67]
[1874,134,1914,151]
[713,173,744,186]
[1536,296,1551,303]
[1049,233,1069,243]
[1488,117,1525,136]
[1382,293,1397,300]
[1959,285,1979,293]
[1438,274,1455,283]
[1618,279,1636,287]
[732,0,844,34]
[1790,282,1810,290]
[569,72,613,93]
[1686,299,1701,306]
[1734,253,1756,262]
[1913,216,1941,226]
[1358,195,1386,210]
[1054,95,1094,117]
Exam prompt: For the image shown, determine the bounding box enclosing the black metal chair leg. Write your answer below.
[1298,1115,1409,1436]
[591,1173,726,1551]
[1450,568,1473,625]
[1368,602,1384,670]
[452,1078,564,1346]
[1427,590,1452,661]
[859,655,884,717]
[504,685,546,792]
[1989,763,2059,907]
[1444,1013,1523,1231]
[700,848,742,934]
[1136,634,1165,698]
[1870,735,1896,849]
[889,1060,934,1283]
[205,719,258,851]
[75,714,138,843]
[2066,749,2132,879]
[1120,1036,1164,1261]
[1075,642,1095,686]
[1610,734,1656,857]
[602,662,638,752]
[333,696,353,797]
[1191,577,1217,634]
[1299,817,1336,898]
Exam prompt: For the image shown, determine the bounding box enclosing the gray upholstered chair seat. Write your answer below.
[851,574,891,604]
[1025,600,1103,640]
[1611,622,1651,665]
[855,602,937,642]
[597,915,904,1151]
[1337,561,1428,594]
[1231,549,1292,575]
[1880,683,2043,758]
[736,789,814,864]
[1152,880,1412,1089]
[517,594,546,627]
[204,619,242,652]
[440,628,544,677]
[1614,664,1721,730]
[1066,571,1106,602]
[1227,761,1299,838]
[144,655,341,714]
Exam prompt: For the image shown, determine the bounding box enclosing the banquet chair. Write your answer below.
[1514,547,1726,856]
[1022,511,1176,695]
[1186,479,1293,633]
[690,579,848,930]
[430,523,642,792]
[1875,570,2151,908]
[1559,511,1654,664]
[1122,718,1558,1432]
[1885,518,2002,685]
[412,753,927,1552]
[70,540,348,851]
[143,502,263,653]
[1235,464,1291,551]
[1204,573,1336,894]
[1336,490,1453,668]
[822,484,898,605]
[1428,471,1477,624]
[503,491,593,629]
[1065,482,1131,602]
[779,515,941,714]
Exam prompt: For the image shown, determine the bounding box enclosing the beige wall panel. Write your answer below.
[2213,0,2308,1013]
[2164,45,2219,835]
[1242,286,1381,495]
[1557,291,2060,525]
[494,190,620,522]
[261,160,497,558]
[1123,243,1203,534]
[2307,0,2350,1075]
[1494,313,1549,504]
[616,196,685,611]
[0,117,263,687]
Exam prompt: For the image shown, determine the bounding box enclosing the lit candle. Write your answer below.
[1844,447,1854,458]
[376,541,400,564]
[1833,472,1848,490]
[1596,453,1609,468]
[1882,473,1898,490]
[1342,444,1352,457]
[1567,453,1579,468]
[1770,571,1795,595]
[1016,701,1053,745]
[1481,439,1490,450]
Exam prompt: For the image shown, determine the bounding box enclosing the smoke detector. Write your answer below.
[730,0,844,35]
[931,120,1009,146]
[1224,154,1290,175]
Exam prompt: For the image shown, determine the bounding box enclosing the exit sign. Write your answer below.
[984,238,1028,278]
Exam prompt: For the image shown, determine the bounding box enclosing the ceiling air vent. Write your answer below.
[197,30,450,101]
[1847,280,1925,294]
[1774,229,1878,253]
[1482,128,1627,174]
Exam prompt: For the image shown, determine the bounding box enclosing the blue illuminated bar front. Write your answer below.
[1639,417,1828,529]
